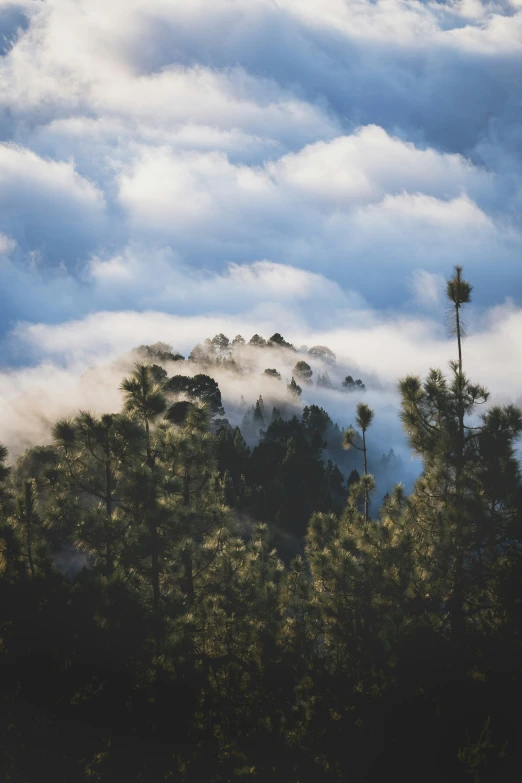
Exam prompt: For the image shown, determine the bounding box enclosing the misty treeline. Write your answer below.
[1,268,522,782]
[139,329,365,395]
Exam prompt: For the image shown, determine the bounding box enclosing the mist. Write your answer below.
[4,308,515,505]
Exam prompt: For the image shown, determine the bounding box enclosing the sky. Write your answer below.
[1,0,522,452]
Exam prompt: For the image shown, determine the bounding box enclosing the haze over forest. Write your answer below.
[2,1,522,781]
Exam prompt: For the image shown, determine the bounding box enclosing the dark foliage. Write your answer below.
[1,278,522,782]
[165,373,225,416]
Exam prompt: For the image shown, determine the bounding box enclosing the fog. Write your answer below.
[0,324,481,504]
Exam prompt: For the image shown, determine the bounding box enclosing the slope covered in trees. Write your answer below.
[0,268,521,781]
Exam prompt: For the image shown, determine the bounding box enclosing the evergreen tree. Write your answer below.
[342,375,366,392]
[317,371,333,388]
[293,360,313,384]
[0,445,24,580]
[342,403,375,521]
[189,341,215,366]
[253,395,265,423]
[120,364,166,648]
[53,412,142,576]
[165,374,225,417]
[211,333,231,359]
[137,343,184,363]
[150,363,168,384]
[446,264,472,376]
[120,363,166,468]
[1,308,522,782]
[308,345,336,364]
[0,444,11,515]
[263,368,281,380]
[268,333,295,350]
[13,479,39,575]
[287,377,302,398]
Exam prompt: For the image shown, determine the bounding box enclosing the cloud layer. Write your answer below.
[1,0,522,456]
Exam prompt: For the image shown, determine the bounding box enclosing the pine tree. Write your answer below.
[211,333,231,360]
[342,375,366,392]
[342,403,375,521]
[120,363,167,666]
[397,267,522,645]
[253,395,265,423]
[120,363,166,469]
[53,412,142,576]
[287,377,302,398]
[293,360,313,384]
[317,371,333,388]
[15,480,39,575]
[0,445,24,580]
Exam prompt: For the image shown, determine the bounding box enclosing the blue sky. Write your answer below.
[1,0,522,447]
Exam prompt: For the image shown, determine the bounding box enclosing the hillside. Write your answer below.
[0,269,521,781]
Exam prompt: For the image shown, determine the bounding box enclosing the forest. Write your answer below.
[1,266,521,782]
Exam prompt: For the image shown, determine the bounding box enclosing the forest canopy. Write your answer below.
[0,267,521,782]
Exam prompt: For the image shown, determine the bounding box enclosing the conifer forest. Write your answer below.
[1,267,522,782]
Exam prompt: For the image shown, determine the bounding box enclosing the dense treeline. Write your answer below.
[137,330,365,395]
[1,267,522,781]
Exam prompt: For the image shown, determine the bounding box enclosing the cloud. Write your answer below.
[2,287,522,464]
[0,2,31,56]
[0,143,106,259]
[0,233,16,254]
[2,0,522,457]
[7,268,522,402]
[1,1,521,281]
[409,269,446,309]
[109,128,515,300]
[89,254,355,311]
[9,259,361,362]
[269,126,489,205]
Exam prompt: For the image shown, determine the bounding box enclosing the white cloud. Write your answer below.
[269,126,489,205]
[90,250,340,300]
[0,233,16,254]
[109,128,511,284]
[409,269,446,308]
[3,290,522,459]
[0,143,106,257]
[1,0,522,453]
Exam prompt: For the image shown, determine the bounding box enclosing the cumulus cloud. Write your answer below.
[409,269,446,308]
[1,0,522,457]
[1,0,522,286]
[0,143,106,259]
[89,255,356,313]
[2,287,522,464]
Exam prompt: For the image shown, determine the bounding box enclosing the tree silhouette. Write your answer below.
[342,402,375,521]
[287,377,302,398]
[0,309,521,781]
[293,360,313,384]
[120,364,166,632]
[165,373,225,416]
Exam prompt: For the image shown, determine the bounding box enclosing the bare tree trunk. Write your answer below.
[455,304,463,376]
